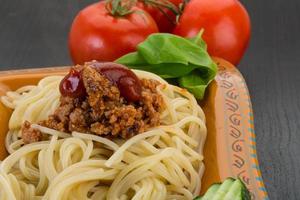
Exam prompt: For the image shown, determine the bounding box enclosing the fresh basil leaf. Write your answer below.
[118,62,199,78]
[137,33,213,67]
[146,63,200,78]
[179,61,217,99]
[178,72,209,99]
[188,29,207,50]
[115,52,146,65]
[116,32,217,99]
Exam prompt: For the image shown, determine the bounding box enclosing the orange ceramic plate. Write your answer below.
[0,58,268,199]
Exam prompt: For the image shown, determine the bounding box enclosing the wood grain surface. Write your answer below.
[0,0,299,199]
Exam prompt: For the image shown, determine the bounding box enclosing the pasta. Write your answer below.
[0,70,206,200]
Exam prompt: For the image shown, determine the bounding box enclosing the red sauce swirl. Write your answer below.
[59,62,142,102]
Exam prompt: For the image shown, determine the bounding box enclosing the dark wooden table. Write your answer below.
[0,0,299,199]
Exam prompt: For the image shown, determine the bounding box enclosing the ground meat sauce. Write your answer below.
[59,61,142,102]
[21,62,165,142]
[88,62,142,102]
[22,121,42,144]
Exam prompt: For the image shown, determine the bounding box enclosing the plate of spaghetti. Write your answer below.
[0,30,268,200]
[0,58,268,200]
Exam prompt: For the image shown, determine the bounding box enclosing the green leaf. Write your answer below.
[137,33,213,68]
[188,29,207,50]
[116,52,146,65]
[116,32,217,99]
[119,62,199,79]
[178,72,209,99]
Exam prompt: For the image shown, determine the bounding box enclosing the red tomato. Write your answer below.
[137,0,182,32]
[173,0,251,65]
[69,2,159,64]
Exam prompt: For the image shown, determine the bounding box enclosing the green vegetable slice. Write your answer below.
[194,178,251,200]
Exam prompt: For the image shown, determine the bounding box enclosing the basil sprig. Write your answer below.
[116,31,217,99]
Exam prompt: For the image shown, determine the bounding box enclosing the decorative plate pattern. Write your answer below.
[201,58,269,199]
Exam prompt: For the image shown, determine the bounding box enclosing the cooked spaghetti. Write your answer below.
[0,65,206,200]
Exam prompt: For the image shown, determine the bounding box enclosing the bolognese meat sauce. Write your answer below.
[22,62,165,142]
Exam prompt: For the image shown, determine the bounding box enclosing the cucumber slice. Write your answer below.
[224,179,251,200]
[201,184,220,200]
[211,178,235,200]
[194,178,251,200]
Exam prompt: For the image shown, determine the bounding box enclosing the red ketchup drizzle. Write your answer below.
[90,62,142,102]
[59,68,86,98]
[59,62,142,102]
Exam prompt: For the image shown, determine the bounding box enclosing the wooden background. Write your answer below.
[0,0,299,199]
